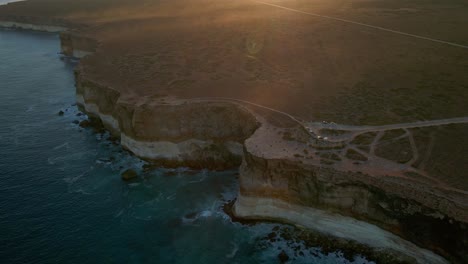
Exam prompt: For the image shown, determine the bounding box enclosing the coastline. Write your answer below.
[2,19,466,263]
[74,68,461,263]
[75,77,258,170]
[234,195,448,264]
[0,21,65,32]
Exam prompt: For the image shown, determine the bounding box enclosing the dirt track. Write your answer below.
[253,0,468,49]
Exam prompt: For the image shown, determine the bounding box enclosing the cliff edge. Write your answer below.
[1,0,468,262]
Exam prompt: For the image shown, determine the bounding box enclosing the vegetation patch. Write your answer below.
[380,129,406,142]
[375,137,412,164]
[350,132,377,145]
[345,149,368,161]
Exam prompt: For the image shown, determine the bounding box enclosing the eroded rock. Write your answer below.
[121,169,137,181]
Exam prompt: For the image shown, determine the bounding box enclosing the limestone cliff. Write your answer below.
[0,15,95,58]
[2,17,466,264]
[59,32,96,58]
[0,14,71,32]
[75,70,259,170]
[59,31,468,263]
[234,123,467,263]
[0,20,66,32]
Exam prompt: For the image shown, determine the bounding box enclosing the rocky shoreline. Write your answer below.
[233,195,448,263]
[0,20,66,32]
[2,19,467,263]
[74,60,465,263]
[75,73,258,170]
[237,121,467,263]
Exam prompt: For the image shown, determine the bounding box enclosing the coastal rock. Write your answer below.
[278,250,289,263]
[59,32,97,58]
[233,123,467,263]
[121,169,138,181]
[74,67,465,263]
[78,119,91,128]
[75,73,259,170]
[0,20,67,32]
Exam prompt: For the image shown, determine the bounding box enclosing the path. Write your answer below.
[253,0,468,49]
[307,117,468,134]
[187,96,468,193]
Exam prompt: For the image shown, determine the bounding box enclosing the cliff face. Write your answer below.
[0,14,71,32]
[234,124,467,263]
[75,70,259,170]
[0,16,94,58]
[60,32,96,58]
[2,18,466,263]
[62,33,466,263]
[70,34,256,169]
[0,20,66,32]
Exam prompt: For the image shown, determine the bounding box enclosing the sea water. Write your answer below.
[0,29,373,264]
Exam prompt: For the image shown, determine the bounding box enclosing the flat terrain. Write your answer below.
[1,0,467,189]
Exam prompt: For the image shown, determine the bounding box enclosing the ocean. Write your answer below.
[0,28,372,264]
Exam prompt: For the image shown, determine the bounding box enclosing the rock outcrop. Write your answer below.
[233,122,467,263]
[121,169,138,181]
[75,70,259,170]
[0,14,71,32]
[59,32,96,58]
[0,15,95,58]
[0,20,66,32]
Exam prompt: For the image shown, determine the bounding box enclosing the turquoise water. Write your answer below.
[0,29,372,264]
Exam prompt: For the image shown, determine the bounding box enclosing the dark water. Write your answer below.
[0,29,372,264]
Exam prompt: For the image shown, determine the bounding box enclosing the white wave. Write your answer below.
[166,193,176,200]
[188,174,207,183]
[53,142,69,150]
[25,105,35,112]
[199,210,212,218]
[226,242,239,258]
[114,209,125,218]
[128,182,141,188]
[69,187,92,195]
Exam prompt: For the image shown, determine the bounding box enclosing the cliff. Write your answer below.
[0,15,95,58]
[75,69,259,170]
[1,10,467,263]
[75,59,467,261]
[60,32,97,58]
[0,20,66,32]
[0,13,71,31]
[234,122,467,263]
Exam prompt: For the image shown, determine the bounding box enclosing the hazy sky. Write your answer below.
[0,0,24,5]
